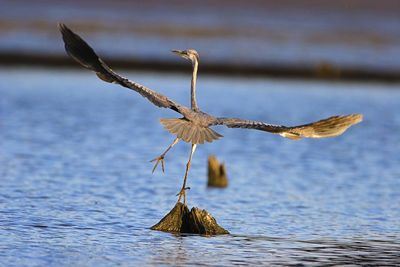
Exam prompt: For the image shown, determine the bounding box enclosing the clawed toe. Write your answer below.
[150,156,165,173]
[176,187,190,204]
[150,138,179,174]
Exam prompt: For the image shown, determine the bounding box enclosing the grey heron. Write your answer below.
[58,23,362,203]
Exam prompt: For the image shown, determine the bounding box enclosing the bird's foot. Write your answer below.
[176,187,190,204]
[150,155,165,173]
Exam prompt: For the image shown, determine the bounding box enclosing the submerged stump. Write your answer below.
[207,155,228,188]
[151,202,229,235]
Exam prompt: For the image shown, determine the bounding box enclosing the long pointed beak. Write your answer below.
[171,50,183,56]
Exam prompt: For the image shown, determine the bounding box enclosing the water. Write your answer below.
[1,67,399,265]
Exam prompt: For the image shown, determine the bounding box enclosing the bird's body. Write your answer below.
[58,23,363,203]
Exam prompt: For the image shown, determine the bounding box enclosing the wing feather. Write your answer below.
[58,23,182,113]
[216,114,362,140]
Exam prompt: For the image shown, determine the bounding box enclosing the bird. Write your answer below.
[58,23,363,204]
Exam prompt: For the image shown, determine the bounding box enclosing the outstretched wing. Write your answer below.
[58,23,182,113]
[215,114,363,140]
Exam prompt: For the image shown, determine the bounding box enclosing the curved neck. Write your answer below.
[191,59,199,111]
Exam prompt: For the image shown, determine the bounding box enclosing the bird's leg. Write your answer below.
[177,144,197,204]
[150,138,179,173]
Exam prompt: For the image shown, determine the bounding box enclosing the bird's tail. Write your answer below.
[159,118,223,144]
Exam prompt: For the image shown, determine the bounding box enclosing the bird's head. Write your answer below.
[171,49,199,65]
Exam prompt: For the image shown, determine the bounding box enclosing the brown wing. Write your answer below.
[216,114,363,140]
[58,23,183,113]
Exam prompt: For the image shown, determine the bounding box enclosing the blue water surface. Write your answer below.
[0,67,399,266]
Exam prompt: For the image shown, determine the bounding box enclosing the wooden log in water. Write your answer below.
[207,155,228,188]
[151,202,229,235]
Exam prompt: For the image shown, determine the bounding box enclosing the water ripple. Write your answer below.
[0,68,399,265]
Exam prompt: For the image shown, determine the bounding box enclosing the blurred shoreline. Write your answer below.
[1,0,400,82]
[2,52,400,82]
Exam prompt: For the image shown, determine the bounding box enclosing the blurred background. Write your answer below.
[1,1,400,266]
[1,0,400,80]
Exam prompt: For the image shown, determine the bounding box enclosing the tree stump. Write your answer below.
[151,202,229,235]
[207,155,228,188]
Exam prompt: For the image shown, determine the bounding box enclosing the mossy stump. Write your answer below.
[151,202,229,235]
[207,155,228,188]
